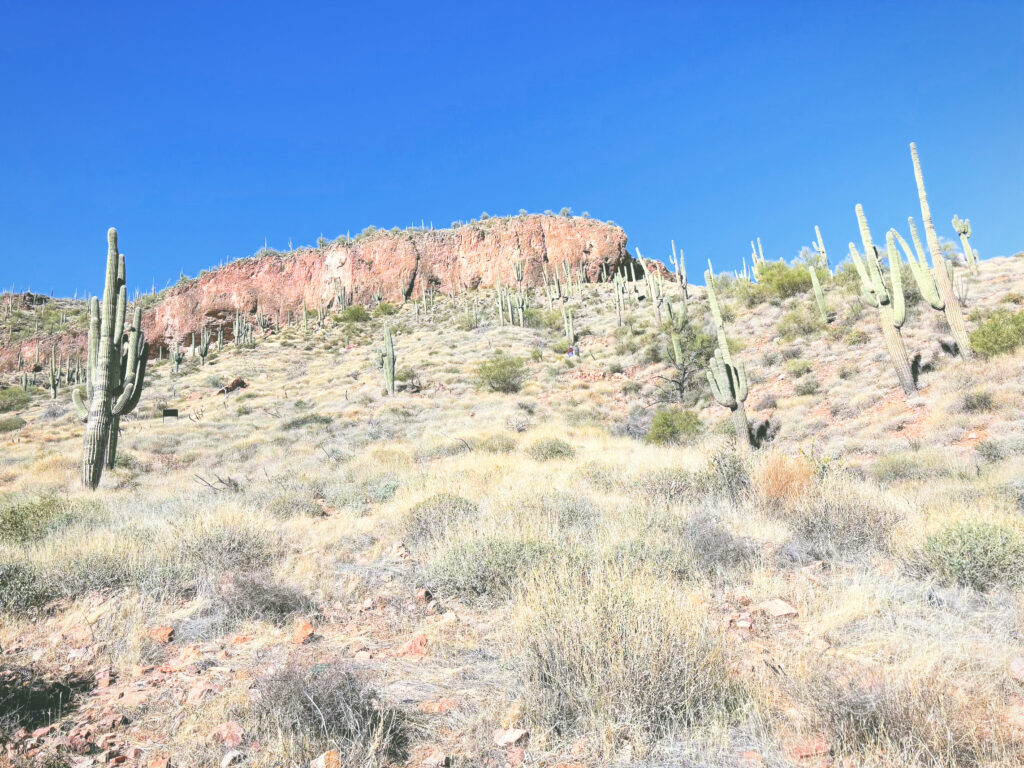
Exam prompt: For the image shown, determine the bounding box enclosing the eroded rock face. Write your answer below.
[144,215,631,348]
[0,215,630,366]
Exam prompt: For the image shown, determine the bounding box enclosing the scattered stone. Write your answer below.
[757,598,798,618]
[309,749,342,768]
[95,667,111,689]
[422,746,449,767]
[292,619,315,645]
[147,758,170,768]
[149,626,174,644]
[212,721,244,748]
[216,378,247,395]
[493,728,529,748]
[1011,656,1024,684]
[396,633,428,661]
[506,746,526,766]
[417,697,458,714]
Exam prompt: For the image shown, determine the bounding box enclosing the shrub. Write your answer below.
[506,566,743,745]
[403,493,478,544]
[777,305,825,340]
[969,308,1024,358]
[784,358,813,376]
[738,261,813,305]
[961,390,994,412]
[526,438,574,461]
[0,493,67,543]
[0,388,31,413]
[694,450,751,504]
[645,408,702,445]
[428,537,553,603]
[281,413,332,430]
[478,434,517,453]
[0,416,26,433]
[251,663,407,767]
[915,521,1024,590]
[755,453,812,507]
[374,301,398,316]
[477,354,527,393]
[339,306,371,323]
[794,376,820,396]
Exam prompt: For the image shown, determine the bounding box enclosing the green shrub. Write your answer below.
[282,413,332,430]
[645,408,702,445]
[0,416,26,433]
[0,494,67,543]
[479,434,517,453]
[738,261,814,305]
[917,521,1024,590]
[428,537,553,603]
[0,388,31,413]
[784,358,813,376]
[526,438,575,461]
[374,302,398,316]
[962,390,994,413]
[477,354,527,394]
[794,376,820,396]
[339,306,371,323]
[969,309,1024,358]
[777,305,825,340]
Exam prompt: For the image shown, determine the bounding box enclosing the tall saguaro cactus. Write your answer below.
[704,264,752,452]
[951,215,979,275]
[850,205,915,395]
[73,229,149,488]
[910,142,972,357]
[379,326,396,395]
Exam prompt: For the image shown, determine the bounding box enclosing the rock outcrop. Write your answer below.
[144,214,631,348]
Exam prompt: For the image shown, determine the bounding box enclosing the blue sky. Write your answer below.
[1,1,1021,297]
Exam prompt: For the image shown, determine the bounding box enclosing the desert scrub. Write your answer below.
[402,493,478,544]
[506,564,743,750]
[969,307,1024,358]
[281,413,332,430]
[478,433,517,453]
[913,521,1024,591]
[783,475,902,561]
[0,493,72,543]
[777,305,825,340]
[783,358,813,376]
[0,387,30,413]
[428,537,553,604]
[754,452,812,508]
[526,437,574,461]
[249,662,408,767]
[476,353,527,393]
[645,407,702,445]
[338,305,371,323]
[0,415,26,433]
[793,375,820,396]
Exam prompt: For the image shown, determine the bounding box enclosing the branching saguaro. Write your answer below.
[850,205,915,396]
[73,228,149,488]
[910,142,972,357]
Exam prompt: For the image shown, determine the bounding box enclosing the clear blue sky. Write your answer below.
[1,1,1021,297]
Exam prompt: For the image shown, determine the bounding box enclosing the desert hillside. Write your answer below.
[2,239,1024,767]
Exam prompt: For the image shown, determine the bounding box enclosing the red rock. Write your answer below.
[791,737,830,759]
[757,598,798,618]
[396,633,428,660]
[506,746,526,766]
[95,667,111,688]
[492,728,529,747]
[149,626,174,644]
[309,749,342,768]
[216,378,247,395]
[127,216,631,353]
[740,751,764,765]
[1010,656,1024,684]
[422,746,449,767]
[230,634,252,645]
[211,721,244,748]
[126,747,144,759]
[148,758,170,768]
[31,724,54,739]
[417,697,457,714]
[184,681,216,705]
[292,619,315,644]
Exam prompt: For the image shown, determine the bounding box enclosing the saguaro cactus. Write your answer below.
[379,326,396,395]
[198,326,212,365]
[809,266,828,323]
[72,229,149,488]
[910,142,972,357]
[704,265,752,452]
[48,346,58,399]
[850,205,915,395]
[813,226,830,275]
[951,215,979,275]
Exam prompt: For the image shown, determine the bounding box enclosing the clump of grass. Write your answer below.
[694,450,751,504]
[506,565,743,750]
[0,415,26,433]
[784,475,902,561]
[413,439,471,462]
[478,433,517,453]
[526,438,574,461]
[250,662,408,767]
[778,307,825,340]
[794,376,820,396]
[913,521,1024,591]
[428,537,553,604]
[281,413,332,430]
[645,408,702,445]
[0,493,68,543]
[784,358,813,376]
[0,388,31,413]
[477,353,527,393]
[961,390,994,413]
[403,493,478,545]
[794,660,1017,767]
[754,452,812,508]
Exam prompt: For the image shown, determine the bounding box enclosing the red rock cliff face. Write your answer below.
[144,215,631,348]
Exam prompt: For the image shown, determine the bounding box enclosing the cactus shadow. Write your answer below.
[750,417,780,449]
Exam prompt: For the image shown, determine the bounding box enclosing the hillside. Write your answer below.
[2,246,1024,767]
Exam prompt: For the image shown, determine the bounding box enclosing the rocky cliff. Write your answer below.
[144,214,631,349]
[1,215,632,366]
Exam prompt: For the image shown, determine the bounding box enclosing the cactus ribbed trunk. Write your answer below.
[105,420,120,470]
[879,307,915,395]
[731,407,751,453]
[910,142,972,358]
